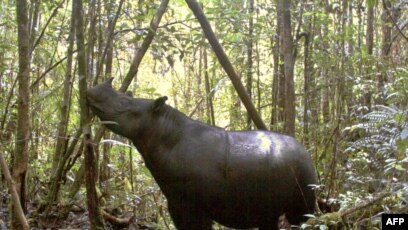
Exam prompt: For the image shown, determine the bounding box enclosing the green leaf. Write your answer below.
[367,0,377,8]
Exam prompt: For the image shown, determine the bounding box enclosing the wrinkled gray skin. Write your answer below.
[87,78,317,230]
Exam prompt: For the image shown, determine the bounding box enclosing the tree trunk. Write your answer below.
[0,151,28,229]
[378,0,392,104]
[364,1,375,109]
[74,0,105,228]
[321,0,331,125]
[246,0,254,129]
[12,0,31,229]
[255,41,261,113]
[42,129,82,216]
[279,0,296,136]
[51,0,75,177]
[99,0,115,195]
[47,0,80,210]
[270,13,280,129]
[347,1,354,55]
[29,0,40,52]
[278,56,286,129]
[86,0,97,82]
[30,68,40,161]
[300,32,310,146]
[195,40,204,119]
[94,0,124,85]
[203,44,215,126]
[185,0,267,130]
[99,133,111,188]
[68,161,86,199]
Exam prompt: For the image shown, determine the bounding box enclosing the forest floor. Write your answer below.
[0,190,150,230]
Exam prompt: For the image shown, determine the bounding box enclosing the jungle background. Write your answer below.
[0,0,407,229]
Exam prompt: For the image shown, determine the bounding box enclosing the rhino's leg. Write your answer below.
[259,221,279,230]
[168,200,212,230]
[258,212,279,230]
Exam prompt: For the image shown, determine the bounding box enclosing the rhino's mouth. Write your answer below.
[88,103,109,119]
[89,103,127,126]
[87,95,106,111]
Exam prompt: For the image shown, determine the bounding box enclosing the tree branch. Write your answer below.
[93,0,124,85]
[30,0,66,54]
[185,0,267,130]
[382,0,408,54]
[0,150,29,229]
[119,0,170,92]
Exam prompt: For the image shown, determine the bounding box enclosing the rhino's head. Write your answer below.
[87,78,167,139]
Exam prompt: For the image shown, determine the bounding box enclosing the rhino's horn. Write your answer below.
[104,77,114,87]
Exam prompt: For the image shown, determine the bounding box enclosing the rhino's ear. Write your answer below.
[104,77,114,87]
[152,96,168,113]
[125,91,133,97]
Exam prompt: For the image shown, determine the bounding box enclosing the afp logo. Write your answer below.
[382,214,408,230]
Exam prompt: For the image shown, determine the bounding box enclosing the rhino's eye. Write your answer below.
[132,110,142,117]
[119,98,130,107]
